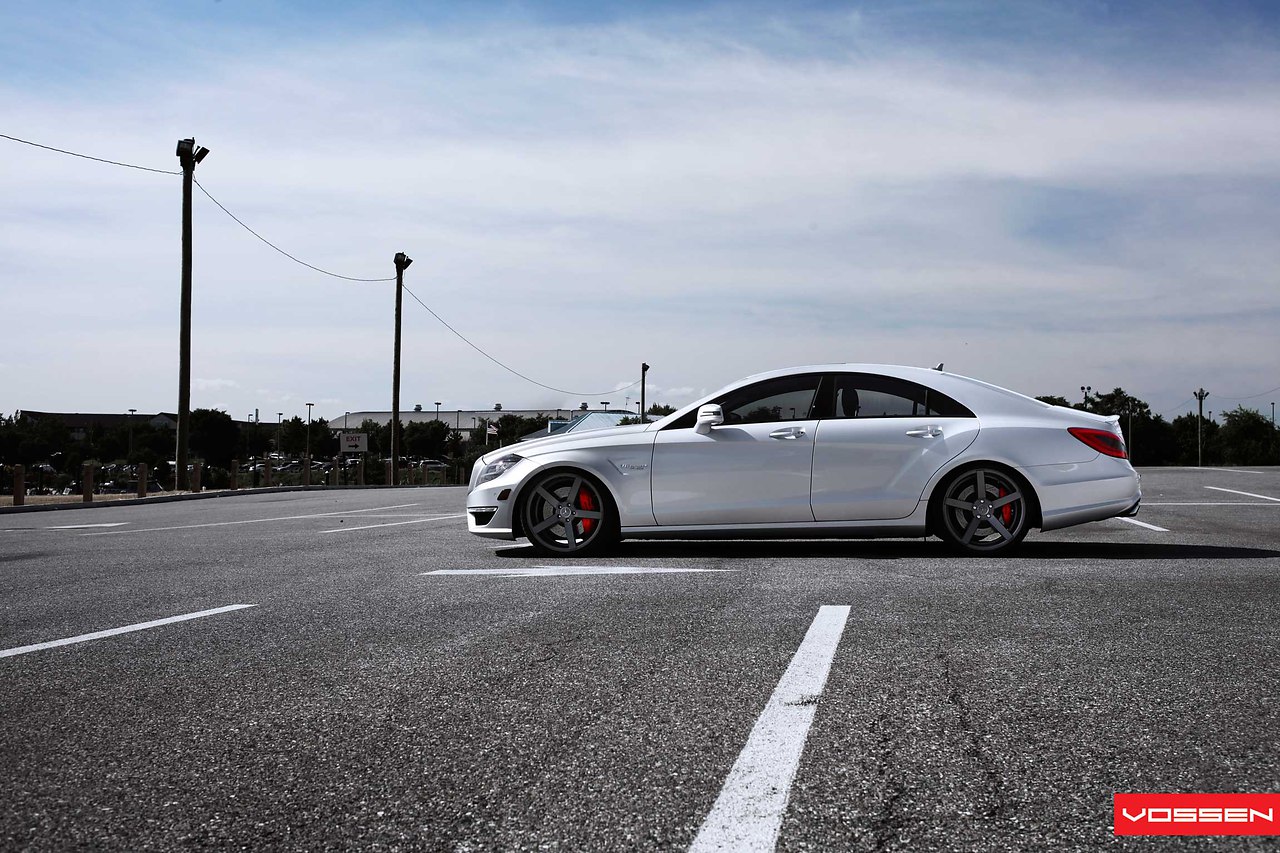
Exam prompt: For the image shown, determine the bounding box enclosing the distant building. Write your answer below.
[17,410,178,441]
[332,408,640,442]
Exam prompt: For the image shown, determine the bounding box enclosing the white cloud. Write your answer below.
[2,8,1278,421]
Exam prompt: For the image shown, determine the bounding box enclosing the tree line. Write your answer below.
[2,392,1275,488]
[1034,388,1277,466]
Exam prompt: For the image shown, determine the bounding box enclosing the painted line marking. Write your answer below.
[321,514,464,533]
[690,605,850,853]
[423,565,735,577]
[1144,502,1280,506]
[45,522,130,530]
[1205,486,1280,503]
[81,503,420,535]
[0,604,256,659]
[1117,517,1169,532]
[1156,467,1269,474]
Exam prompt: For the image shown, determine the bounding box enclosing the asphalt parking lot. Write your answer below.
[2,467,1278,852]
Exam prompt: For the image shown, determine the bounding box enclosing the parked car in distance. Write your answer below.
[466,363,1141,556]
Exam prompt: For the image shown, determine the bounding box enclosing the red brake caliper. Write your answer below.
[577,488,596,534]
[998,486,1012,525]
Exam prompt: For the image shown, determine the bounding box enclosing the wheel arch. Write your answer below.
[510,462,621,540]
[925,459,1043,536]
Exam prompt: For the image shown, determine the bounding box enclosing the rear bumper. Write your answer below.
[1030,457,1141,531]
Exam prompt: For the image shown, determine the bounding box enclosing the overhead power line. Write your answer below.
[3,131,643,400]
[0,132,180,175]
[1213,385,1280,402]
[193,178,395,282]
[402,285,641,398]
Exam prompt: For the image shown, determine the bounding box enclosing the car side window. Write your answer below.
[720,374,827,424]
[831,374,974,419]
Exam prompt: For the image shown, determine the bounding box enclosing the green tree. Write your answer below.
[403,419,449,458]
[1035,395,1073,408]
[496,414,547,445]
[1171,413,1221,466]
[647,403,677,416]
[311,418,339,458]
[189,409,240,468]
[1218,406,1276,465]
[280,416,308,457]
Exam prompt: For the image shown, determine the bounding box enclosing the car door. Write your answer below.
[651,373,828,525]
[811,373,979,521]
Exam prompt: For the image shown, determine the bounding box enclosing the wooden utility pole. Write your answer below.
[175,138,208,491]
[391,252,413,486]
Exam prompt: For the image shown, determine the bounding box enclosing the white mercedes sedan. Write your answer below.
[466,364,1141,556]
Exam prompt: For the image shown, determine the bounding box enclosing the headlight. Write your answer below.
[477,453,522,485]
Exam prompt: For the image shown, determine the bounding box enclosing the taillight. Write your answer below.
[1068,427,1128,459]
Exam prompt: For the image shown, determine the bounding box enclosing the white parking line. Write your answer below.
[46,522,130,530]
[1205,486,1280,503]
[1117,517,1169,532]
[321,514,464,533]
[689,605,850,853]
[1144,502,1280,506]
[423,565,735,577]
[81,503,421,535]
[0,604,256,659]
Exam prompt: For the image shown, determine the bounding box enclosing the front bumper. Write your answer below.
[466,479,519,540]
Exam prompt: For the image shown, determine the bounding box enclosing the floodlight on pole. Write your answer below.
[174,137,210,491]
[306,402,314,461]
[128,408,136,457]
[1194,388,1209,467]
[640,362,650,419]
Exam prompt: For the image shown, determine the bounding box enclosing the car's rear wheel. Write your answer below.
[520,470,617,557]
[935,466,1031,555]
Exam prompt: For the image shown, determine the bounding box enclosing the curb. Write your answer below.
[0,483,462,515]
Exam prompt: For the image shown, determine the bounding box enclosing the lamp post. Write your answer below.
[435,402,441,422]
[1194,388,1209,467]
[306,402,314,461]
[1080,385,1092,408]
[174,137,210,490]
[276,412,283,458]
[641,362,649,420]
[600,401,610,412]
[391,252,413,486]
[128,408,136,458]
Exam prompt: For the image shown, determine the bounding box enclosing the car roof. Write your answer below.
[650,363,1058,428]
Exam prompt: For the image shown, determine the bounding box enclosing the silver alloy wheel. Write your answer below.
[521,471,612,555]
[938,467,1029,554]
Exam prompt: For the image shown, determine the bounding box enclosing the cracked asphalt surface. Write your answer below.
[2,467,1278,851]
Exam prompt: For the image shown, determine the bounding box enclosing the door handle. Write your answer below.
[769,426,806,440]
[905,427,943,438]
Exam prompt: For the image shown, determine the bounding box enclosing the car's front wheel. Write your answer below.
[520,470,618,557]
[934,466,1032,555]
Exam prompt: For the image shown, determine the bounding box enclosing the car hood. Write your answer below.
[481,423,652,462]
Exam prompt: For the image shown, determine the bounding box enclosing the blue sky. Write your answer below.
[2,1,1278,420]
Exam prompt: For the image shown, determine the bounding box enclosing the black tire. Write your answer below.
[520,470,618,557]
[934,466,1032,555]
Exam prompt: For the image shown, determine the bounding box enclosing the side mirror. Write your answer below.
[695,404,724,434]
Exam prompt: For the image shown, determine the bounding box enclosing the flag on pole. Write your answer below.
[486,423,498,436]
